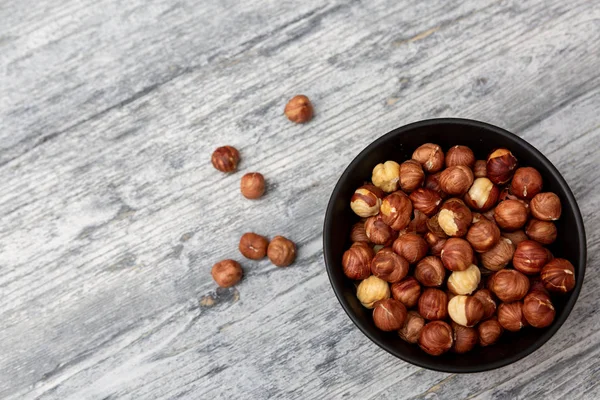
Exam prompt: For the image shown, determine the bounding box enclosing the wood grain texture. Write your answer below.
[1,0,599,398]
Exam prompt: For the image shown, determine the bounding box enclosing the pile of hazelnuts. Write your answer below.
[343,143,576,356]
[209,95,314,288]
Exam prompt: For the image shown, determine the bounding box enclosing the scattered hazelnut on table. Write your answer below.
[399,160,425,192]
[371,248,409,283]
[451,322,478,354]
[372,161,401,192]
[522,291,555,328]
[441,238,474,271]
[350,222,369,243]
[473,160,487,178]
[497,302,527,332]
[409,188,442,217]
[464,177,499,211]
[478,317,503,346]
[391,277,422,308]
[525,219,557,245]
[489,269,530,302]
[418,288,448,320]
[267,236,296,267]
[439,165,474,196]
[494,199,528,231]
[350,184,384,217]
[502,230,528,247]
[240,172,266,199]
[372,298,407,331]
[284,94,313,123]
[480,237,515,271]
[445,145,475,168]
[513,240,552,275]
[412,143,445,173]
[437,199,472,237]
[448,295,484,327]
[392,233,428,264]
[473,289,497,320]
[239,232,269,260]
[342,242,374,280]
[447,264,481,295]
[418,320,453,355]
[510,167,543,200]
[365,215,397,245]
[211,145,240,173]
[399,311,425,343]
[530,192,562,221]
[486,148,518,185]
[466,218,500,252]
[357,275,391,308]
[415,256,446,287]
[380,191,413,231]
[211,259,243,288]
[540,258,576,293]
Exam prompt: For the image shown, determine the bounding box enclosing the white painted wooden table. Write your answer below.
[1,0,599,398]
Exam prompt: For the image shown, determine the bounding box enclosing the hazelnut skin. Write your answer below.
[380,191,413,231]
[489,269,530,302]
[267,236,296,267]
[409,188,442,217]
[371,248,409,283]
[525,219,557,245]
[399,160,425,192]
[480,237,515,271]
[439,165,474,196]
[510,167,543,200]
[393,233,428,264]
[364,215,397,246]
[284,94,313,123]
[418,288,448,320]
[473,289,497,320]
[486,148,518,185]
[466,218,501,253]
[357,275,391,308]
[418,321,453,356]
[350,184,384,217]
[451,322,478,353]
[478,318,503,346]
[497,302,527,332]
[523,291,555,328]
[447,264,481,295]
[426,213,448,238]
[415,256,446,287]
[342,242,374,280]
[513,240,551,275]
[448,295,484,327]
[239,232,269,260]
[541,258,576,293]
[399,311,425,343]
[446,145,475,168]
[211,145,240,173]
[474,160,487,178]
[240,172,266,199]
[372,298,407,331]
[502,230,529,247]
[424,172,446,197]
[350,222,369,243]
[391,277,422,308]
[412,143,445,173]
[372,161,401,193]
[494,200,529,231]
[441,238,474,271]
[425,232,447,256]
[464,177,500,211]
[530,192,561,221]
[211,260,243,288]
[408,209,429,234]
[437,199,472,237]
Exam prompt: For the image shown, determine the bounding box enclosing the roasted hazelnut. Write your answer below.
[373,298,407,331]
[399,160,425,192]
[267,236,296,267]
[445,145,475,168]
[426,213,447,238]
[399,311,425,343]
[211,259,243,288]
[410,188,442,217]
[391,277,421,308]
[525,219,557,245]
[486,148,518,185]
[372,161,401,192]
[414,256,445,287]
[364,215,397,245]
[447,264,481,295]
[478,317,503,346]
[350,222,369,243]
[412,143,445,173]
[441,238,474,271]
[467,218,500,252]
[211,145,240,173]
[439,165,474,196]
[497,302,527,332]
[418,288,448,320]
[474,160,487,178]
[473,289,497,319]
[513,240,551,275]
[371,248,409,283]
[502,230,529,247]
[464,178,500,211]
[350,184,384,217]
[480,237,515,271]
[489,269,530,302]
[284,94,313,123]
[424,172,446,197]
[240,172,266,199]
[451,322,478,353]
[448,295,484,327]
[424,232,447,256]
[342,242,374,280]
[541,258,576,293]
[494,200,528,231]
[407,209,429,234]
[438,199,472,237]
[523,291,555,328]
[380,191,413,231]
[530,192,561,221]
[357,275,391,308]
[239,232,269,260]
[419,321,453,356]
[510,167,543,200]
[393,233,428,264]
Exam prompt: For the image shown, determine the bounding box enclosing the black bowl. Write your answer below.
[323,118,586,373]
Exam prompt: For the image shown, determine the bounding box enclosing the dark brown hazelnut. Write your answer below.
[541,258,576,293]
[284,94,313,123]
[350,222,369,243]
[415,256,446,287]
[364,215,397,246]
[494,199,528,231]
[239,232,269,260]
[523,291,555,328]
[211,145,240,173]
[211,259,243,288]
[373,298,407,331]
[510,167,543,200]
[425,232,447,256]
[424,172,446,197]
[445,145,475,168]
[489,269,530,302]
[448,295,484,327]
[478,317,503,346]
[439,165,474,196]
[466,218,500,252]
[399,311,425,343]
[530,192,562,221]
[513,240,551,275]
[437,199,472,237]
[392,233,428,264]
[497,302,527,332]
[410,188,442,217]
[418,288,448,320]
[474,160,487,178]
[391,277,422,308]
[525,219,557,245]
[342,242,374,280]
[480,237,515,271]
[407,209,429,234]
[380,191,413,231]
[240,172,266,199]
[447,265,481,295]
[399,160,425,192]
[371,248,409,283]
[350,184,384,218]
[473,289,497,319]
[267,236,296,267]
[451,322,478,353]
[372,161,401,193]
[412,143,445,173]
[486,148,518,185]
[419,320,453,356]
[464,178,500,211]
[441,238,474,271]
[502,230,529,247]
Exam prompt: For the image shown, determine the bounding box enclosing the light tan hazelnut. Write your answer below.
[439,165,474,196]
[447,264,481,295]
[481,237,515,271]
[464,177,499,211]
[448,295,484,327]
[437,199,472,237]
[530,192,561,221]
[399,311,425,343]
[399,160,425,192]
[372,161,401,192]
[412,143,444,173]
[350,184,384,217]
[380,191,413,231]
[357,275,391,308]
[446,145,475,168]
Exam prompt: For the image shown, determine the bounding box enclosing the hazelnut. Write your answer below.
[380,191,413,231]
[409,188,442,217]
[438,199,472,237]
[373,298,407,331]
[530,192,561,221]
[426,213,448,238]
[350,222,369,243]
[399,311,425,343]
[466,218,500,252]
[412,143,445,173]
[350,184,384,217]
[474,160,487,178]
[464,178,500,211]
[284,94,313,123]
[399,160,425,192]
[441,238,474,271]
[239,232,269,260]
[391,277,422,308]
[342,242,374,280]
[425,232,447,256]
[489,269,530,302]
[510,167,543,200]
[486,148,518,185]
[415,256,446,287]
[448,295,484,327]
[357,275,391,308]
[211,259,243,288]
[529,277,550,296]
[513,240,551,275]
[371,248,409,283]
[418,288,448,320]
[451,322,478,353]
[494,200,528,231]
[364,215,397,245]
[473,289,497,319]
[373,245,385,253]
[445,145,475,168]
[525,219,557,245]
[480,237,515,271]
[211,145,240,173]
[392,233,428,264]
[478,318,503,346]
[424,172,446,197]
[240,172,266,199]
[439,165,474,196]
[447,264,481,295]
[502,230,529,247]
[541,258,576,293]
[418,321,453,356]
[267,236,296,267]
[372,161,401,192]
[407,209,429,234]
[497,302,527,332]
[523,291,555,328]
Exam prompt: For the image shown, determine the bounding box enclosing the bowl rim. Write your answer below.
[323,117,587,373]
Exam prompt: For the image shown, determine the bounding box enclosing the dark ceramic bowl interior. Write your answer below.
[323,118,586,373]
